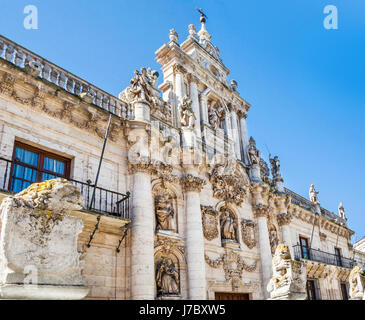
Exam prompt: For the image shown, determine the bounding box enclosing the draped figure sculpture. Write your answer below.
[156,258,180,296]
[220,208,237,241]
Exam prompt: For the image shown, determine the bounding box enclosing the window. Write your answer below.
[334,248,342,267]
[340,283,348,300]
[306,279,320,300]
[10,142,70,193]
[300,236,310,260]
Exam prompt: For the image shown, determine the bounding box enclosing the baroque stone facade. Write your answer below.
[0,13,360,301]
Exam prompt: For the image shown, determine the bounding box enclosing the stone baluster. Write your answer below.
[181,168,207,300]
[188,74,201,138]
[251,182,273,299]
[66,78,74,93]
[42,64,51,80]
[50,69,58,84]
[74,81,81,95]
[14,50,24,67]
[5,45,14,62]
[238,110,250,165]
[58,72,66,88]
[0,40,4,57]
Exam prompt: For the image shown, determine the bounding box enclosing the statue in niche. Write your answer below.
[269,155,281,179]
[269,224,279,254]
[208,107,219,130]
[309,184,319,204]
[220,208,238,241]
[155,193,175,232]
[156,258,180,296]
[338,202,346,220]
[179,96,196,128]
[248,137,260,165]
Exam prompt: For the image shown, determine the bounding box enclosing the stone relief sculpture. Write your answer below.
[338,202,346,220]
[205,251,257,290]
[220,208,238,243]
[248,136,260,165]
[156,258,180,296]
[154,192,175,232]
[349,266,365,300]
[179,95,196,128]
[267,244,307,300]
[201,206,219,241]
[0,178,89,299]
[309,184,319,204]
[241,219,257,249]
[268,223,279,254]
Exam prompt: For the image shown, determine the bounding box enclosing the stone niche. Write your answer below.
[219,207,240,249]
[0,178,89,300]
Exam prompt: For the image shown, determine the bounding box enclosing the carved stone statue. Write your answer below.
[208,107,219,130]
[268,224,279,254]
[248,137,260,165]
[179,96,196,128]
[128,67,159,103]
[169,29,178,42]
[156,258,180,296]
[0,178,89,299]
[338,202,346,220]
[267,244,307,300]
[220,208,237,241]
[309,184,319,204]
[230,80,238,92]
[269,155,281,179]
[155,193,175,232]
[188,24,198,40]
[349,266,365,300]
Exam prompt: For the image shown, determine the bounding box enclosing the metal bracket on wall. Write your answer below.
[87,215,101,248]
[116,223,131,253]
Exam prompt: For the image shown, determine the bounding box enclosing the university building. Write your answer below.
[0,15,363,300]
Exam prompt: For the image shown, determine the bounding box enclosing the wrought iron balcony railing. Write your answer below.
[293,245,355,269]
[0,157,130,220]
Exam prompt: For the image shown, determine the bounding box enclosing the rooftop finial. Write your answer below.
[196,8,211,42]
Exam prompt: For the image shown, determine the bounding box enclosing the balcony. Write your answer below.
[0,157,130,220]
[293,245,354,269]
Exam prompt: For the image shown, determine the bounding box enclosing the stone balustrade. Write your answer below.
[0,35,130,120]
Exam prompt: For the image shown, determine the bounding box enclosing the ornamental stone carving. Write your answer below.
[252,203,273,218]
[268,223,279,255]
[309,184,319,204]
[179,95,196,128]
[241,219,257,249]
[220,207,238,243]
[155,192,175,232]
[349,266,365,300]
[269,155,282,180]
[276,212,293,226]
[127,67,159,103]
[201,206,219,241]
[267,244,307,300]
[248,136,260,165]
[209,157,249,206]
[156,258,180,296]
[180,174,206,192]
[338,202,346,220]
[205,251,257,290]
[0,179,89,299]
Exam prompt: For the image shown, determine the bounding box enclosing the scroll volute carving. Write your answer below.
[201,206,219,241]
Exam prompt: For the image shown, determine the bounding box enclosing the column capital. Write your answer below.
[128,160,153,174]
[276,212,293,226]
[237,109,248,120]
[173,64,187,75]
[187,73,199,84]
[180,174,206,193]
[252,203,273,219]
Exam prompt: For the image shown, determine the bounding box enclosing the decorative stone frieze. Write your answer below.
[267,244,307,300]
[180,174,206,192]
[349,266,365,300]
[205,251,257,290]
[0,179,89,299]
[240,219,257,249]
[276,212,293,226]
[201,206,219,241]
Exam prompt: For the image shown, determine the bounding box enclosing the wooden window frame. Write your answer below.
[9,141,71,191]
[299,236,310,259]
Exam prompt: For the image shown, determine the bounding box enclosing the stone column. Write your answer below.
[251,182,273,299]
[238,111,249,165]
[174,65,186,126]
[129,162,155,300]
[181,171,206,300]
[199,91,209,124]
[188,74,201,139]
[277,213,293,258]
[230,106,241,160]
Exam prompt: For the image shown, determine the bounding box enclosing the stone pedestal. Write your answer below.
[181,172,206,300]
[249,164,261,182]
[222,239,241,249]
[267,244,307,300]
[181,127,196,148]
[133,100,151,122]
[0,179,89,300]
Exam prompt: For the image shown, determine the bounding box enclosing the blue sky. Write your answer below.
[0,1,364,241]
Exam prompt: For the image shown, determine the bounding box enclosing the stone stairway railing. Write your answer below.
[0,34,130,119]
